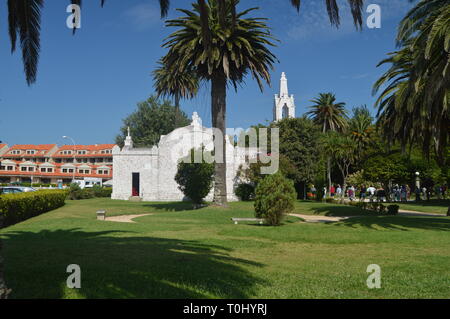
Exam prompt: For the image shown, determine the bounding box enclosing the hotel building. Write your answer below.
[0,143,115,185]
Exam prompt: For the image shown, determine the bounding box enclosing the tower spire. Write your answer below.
[273,72,296,122]
[280,72,288,97]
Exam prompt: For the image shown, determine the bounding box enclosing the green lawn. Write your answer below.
[1,198,449,299]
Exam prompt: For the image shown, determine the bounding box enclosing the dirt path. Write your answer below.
[104,214,153,223]
[289,214,356,223]
[398,210,445,217]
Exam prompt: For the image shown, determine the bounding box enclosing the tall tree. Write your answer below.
[374,0,450,165]
[306,92,348,193]
[153,59,199,126]
[159,0,277,206]
[349,105,375,158]
[321,131,357,201]
[115,95,190,148]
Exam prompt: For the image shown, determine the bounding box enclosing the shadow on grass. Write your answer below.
[1,228,265,299]
[143,201,197,212]
[333,216,450,231]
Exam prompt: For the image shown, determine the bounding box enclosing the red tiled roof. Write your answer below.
[0,144,7,149]
[54,144,116,158]
[8,144,56,151]
[57,144,116,151]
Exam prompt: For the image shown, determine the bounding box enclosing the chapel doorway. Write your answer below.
[132,173,140,197]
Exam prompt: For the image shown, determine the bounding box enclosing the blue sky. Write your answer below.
[0,0,415,146]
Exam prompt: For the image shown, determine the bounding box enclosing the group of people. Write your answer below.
[314,183,448,202]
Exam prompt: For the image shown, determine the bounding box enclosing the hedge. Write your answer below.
[0,190,67,228]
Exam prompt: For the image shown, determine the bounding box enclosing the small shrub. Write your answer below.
[387,205,400,215]
[235,183,255,201]
[254,173,297,226]
[175,148,214,206]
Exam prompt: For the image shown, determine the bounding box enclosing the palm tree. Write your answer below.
[307,92,348,194]
[307,93,348,133]
[153,60,199,126]
[349,105,375,157]
[321,131,357,202]
[374,0,450,164]
[159,0,277,206]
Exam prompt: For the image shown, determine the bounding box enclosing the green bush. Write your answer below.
[387,205,400,215]
[175,148,214,206]
[0,190,67,228]
[68,184,112,200]
[254,173,297,226]
[235,183,255,201]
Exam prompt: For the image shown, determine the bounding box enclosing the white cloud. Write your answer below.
[285,0,414,42]
[124,3,160,31]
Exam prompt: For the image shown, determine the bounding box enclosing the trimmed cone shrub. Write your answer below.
[254,173,297,226]
[175,148,214,206]
[235,183,255,201]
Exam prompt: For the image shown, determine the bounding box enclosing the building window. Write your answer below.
[21,167,27,172]
[7,166,14,171]
[26,150,36,155]
[41,168,47,173]
[0,166,5,171]
[28,167,34,172]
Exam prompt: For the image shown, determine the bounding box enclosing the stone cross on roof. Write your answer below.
[191,112,202,127]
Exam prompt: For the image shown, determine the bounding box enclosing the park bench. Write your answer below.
[231,218,264,225]
[96,210,106,221]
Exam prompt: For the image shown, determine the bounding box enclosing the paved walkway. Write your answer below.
[104,214,153,223]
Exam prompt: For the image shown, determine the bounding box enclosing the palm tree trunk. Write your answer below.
[0,217,10,299]
[174,94,181,128]
[327,156,332,195]
[211,73,228,206]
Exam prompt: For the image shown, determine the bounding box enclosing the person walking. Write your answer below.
[367,185,376,202]
[336,184,342,198]
[359,185,367,201]
[400,185,407,202]
[330,185,336,197]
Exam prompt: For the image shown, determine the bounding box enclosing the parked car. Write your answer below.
[0,186,37,195]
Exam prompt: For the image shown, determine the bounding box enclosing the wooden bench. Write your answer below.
[231,218,264,225]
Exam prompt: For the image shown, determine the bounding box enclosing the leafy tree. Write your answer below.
[116,95,190,148]
[159,0,277,206]
[175,148,215,206]
[274,117,323,186]
[254,172,297,226]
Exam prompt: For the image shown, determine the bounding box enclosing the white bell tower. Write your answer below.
[273,72,295,121]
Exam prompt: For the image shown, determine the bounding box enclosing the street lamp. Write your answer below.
[62,136,76,183]
[415,171,421,202]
